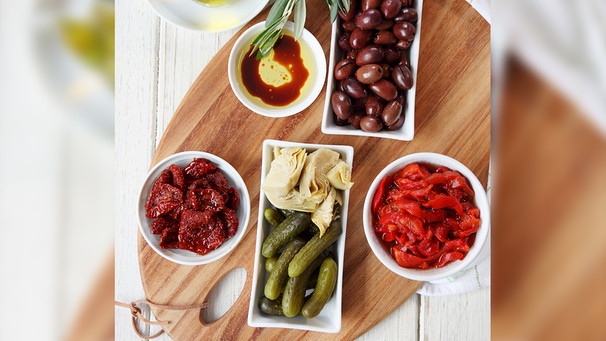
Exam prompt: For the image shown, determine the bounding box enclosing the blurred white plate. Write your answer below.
[146,0,270,32]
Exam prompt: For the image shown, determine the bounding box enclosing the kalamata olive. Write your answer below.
[369,79,398,101]
[393,21,416,41]
[360,115,383,132]
[334,117,349,126]
[355,63,383,84]
[331,91,352,120]
[338,0,357,21]
[335,58,357,80]
[361,0,380,11]
[387,114,405,130]
[382,47,401,65]
[395,7,418,23]
[352,97,366,110]
[346,49,359,60]
[348,112,364,129]
[365,95,384,117]
[400,0,414,7]
[354,9,382,30]
[374,19,395,31]
[395,93,406,108]
[381,99,403,126]
[338,33,352,51]
[381,0,402,19]
[391,64,413,90]
[373,30,398,45]
[356,45,384,66]
[350,28,373,49]
[341,20,356,32]
[396,39,412,50]
[398,54,410,67]
[342,77,368,99]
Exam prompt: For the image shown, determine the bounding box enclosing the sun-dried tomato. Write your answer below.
[144,160,241,253]
[145,183,183,218]
[184,158,217,179]
[373,162,481,269]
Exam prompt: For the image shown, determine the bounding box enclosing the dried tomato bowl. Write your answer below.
[137,151,251,266]
[362,153,489,282]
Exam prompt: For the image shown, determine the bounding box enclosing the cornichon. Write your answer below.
[263,207,285,228]
[282,252,327,317]
[301,257,338,319]
[259,296,284,316]
[288,218,342,278]
[261,212,311,258]
[264,237,306,300]
[265,256,278,273]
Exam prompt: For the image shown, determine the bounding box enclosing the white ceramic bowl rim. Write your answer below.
[137,151,251,266]
[228,21,327,118]
[363,152,490,282]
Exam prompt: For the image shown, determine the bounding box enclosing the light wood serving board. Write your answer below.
[137,0,490,339]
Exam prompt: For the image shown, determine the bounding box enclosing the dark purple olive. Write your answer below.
[348,112,364,129]
[351,97,366,110]
[355,63,383,84]
[334,116,349,126]
[382,47,401,65]
[342,77,368,99]
[395,39,412,50]
[381,100,403,126]
[398,54,410,67]
[356,45,384,66]
[395,7,418,23]
[338,0,357,21]
[350,28,373,49]
[373,30,398,45]
[392,64,413,90]
[365,95,384,117]
[387,114,405,130]
[335,58,357,80]
[369,79,398,101]
[354,9,382,30]
[338,33,352,51]
[380,63,392,78]
[361,0,380,11]
[346,49,359,60]
[360,115,383,132]
[374,19,395,31]
[393,21,416,41]
[341,20,356,32]
[331,91,353,120]
[381,0,402,19]
[395,93,406,108]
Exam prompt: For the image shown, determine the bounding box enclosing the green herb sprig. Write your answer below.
[250,0,350,60]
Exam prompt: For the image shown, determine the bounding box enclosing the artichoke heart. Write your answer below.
[326,160,354,190]
[311,187,338,237]
[299,148,341,204]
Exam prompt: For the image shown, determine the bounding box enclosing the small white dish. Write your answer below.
[228,21,327,117]
[363,152,489,282]
[321,0,423,141]
[247,140,353,333]
[146,0,270,32]
[137,151,251,266]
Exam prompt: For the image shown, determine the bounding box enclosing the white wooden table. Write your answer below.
[115,0,490,339]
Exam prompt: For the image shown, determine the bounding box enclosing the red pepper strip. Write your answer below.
[392,247,429,269]
[372,175,393,214]
[378,198,423,218]
[424,194,464,216]
[436,251,464,268]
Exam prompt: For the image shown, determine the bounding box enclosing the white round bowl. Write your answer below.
[137,151,251,265]
[146,0,270,32]
[363,152,490,282]
[228,21,327,117]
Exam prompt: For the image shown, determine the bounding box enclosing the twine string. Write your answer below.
[115,299,208,339]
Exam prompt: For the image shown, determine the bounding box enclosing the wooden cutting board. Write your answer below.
[137,0,490,339]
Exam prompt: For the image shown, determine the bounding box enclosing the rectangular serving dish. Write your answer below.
[247,139,354,333]
[321,0,424,141]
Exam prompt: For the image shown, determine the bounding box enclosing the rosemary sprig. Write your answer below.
[250,0,350,59]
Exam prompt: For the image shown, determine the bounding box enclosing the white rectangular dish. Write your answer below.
[321,0,424,141]
[247,139,354,333]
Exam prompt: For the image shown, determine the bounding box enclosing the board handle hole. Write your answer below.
[201,267,247,324]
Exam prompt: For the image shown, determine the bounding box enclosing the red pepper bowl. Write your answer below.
[362,152,490,282]
[137,151,251,266]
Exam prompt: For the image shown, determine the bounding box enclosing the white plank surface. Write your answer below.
[114,0,489,340]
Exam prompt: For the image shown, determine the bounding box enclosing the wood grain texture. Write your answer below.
[136,0,489,339]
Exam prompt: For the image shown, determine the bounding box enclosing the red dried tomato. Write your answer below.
[144,159,241,254]
[372,162,481,269]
